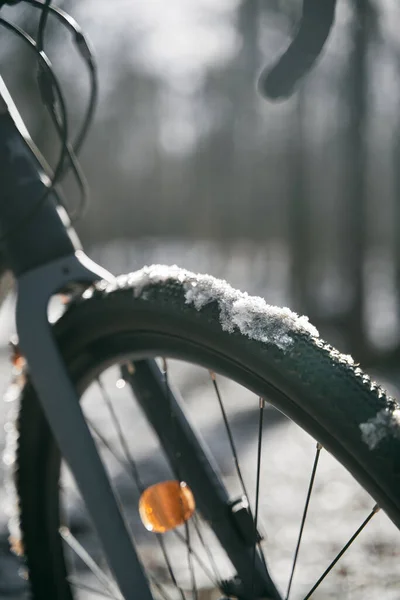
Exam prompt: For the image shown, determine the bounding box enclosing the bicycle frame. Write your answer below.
[0,75,282,600]
[0,75,153,599]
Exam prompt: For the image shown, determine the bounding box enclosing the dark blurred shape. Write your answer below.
[258,0,337,100]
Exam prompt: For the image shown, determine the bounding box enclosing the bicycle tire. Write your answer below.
[7,265,400,599]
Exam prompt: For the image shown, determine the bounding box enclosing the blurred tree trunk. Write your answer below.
[343,0,370,360]
[289,89,311,314]
[227,0,260,238]
[393,44,400,345]
[393,92,400,359]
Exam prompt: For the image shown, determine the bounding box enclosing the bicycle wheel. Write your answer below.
[6,265,400,599]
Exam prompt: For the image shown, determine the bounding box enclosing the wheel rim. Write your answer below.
[46,341,400,600]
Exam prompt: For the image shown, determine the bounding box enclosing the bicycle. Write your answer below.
[1,0,399,598]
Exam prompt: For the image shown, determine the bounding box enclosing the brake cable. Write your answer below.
[23,0,97,163]
[0,0,98,239]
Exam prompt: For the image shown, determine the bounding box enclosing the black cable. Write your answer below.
[0,17,69,240]
[21,0,98,161]
[37,68,90,220]
[47,108,90,221]
[0,18,68,177]
[37,51,91,219]
[2,2,97,223]
[36,0,50,52]
[5,0,97,220]
[71,51,97,162]
[22,0,97,218]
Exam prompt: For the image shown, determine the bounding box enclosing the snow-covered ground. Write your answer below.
[0,240,399,599]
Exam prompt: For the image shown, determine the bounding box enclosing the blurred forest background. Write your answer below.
[1,0,400,371]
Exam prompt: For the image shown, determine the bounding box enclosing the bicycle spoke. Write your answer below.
[59,482,80,586]
[157,535,186,600]
[285,442,322,600]
[184,521,198,600]
[210,371,268,571]
[161,359,181,479]
[96,376,143,490]
[209,371,249,498]
[149,576,178,600]
[175,526,218,587]
[68,577,116,598]
[252,397,265,595]
[302,504,381,600]
[192,513,222,584]
[59,526,121,598]
[88,419,136,479]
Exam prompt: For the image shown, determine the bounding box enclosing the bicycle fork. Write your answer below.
[16,252,153,600]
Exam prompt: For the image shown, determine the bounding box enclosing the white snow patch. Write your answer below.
[360,408,400,450]
[128,264,319,351]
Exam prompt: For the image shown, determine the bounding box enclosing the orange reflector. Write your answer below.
[9,536,24,557]
[139,480,195,533]
[12,354,25,369]
[9,342,25,369]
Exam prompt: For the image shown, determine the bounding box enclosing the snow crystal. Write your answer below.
[129,264,319,351]
[359,408,400,450]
